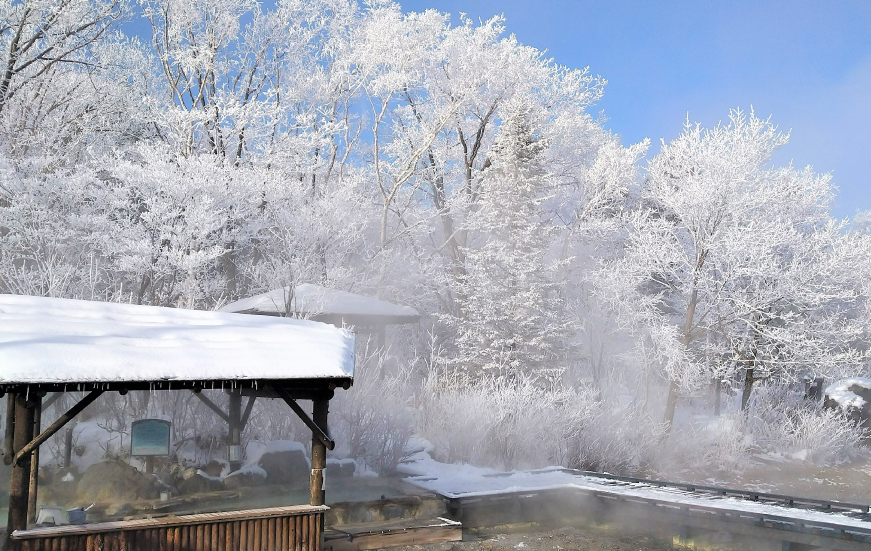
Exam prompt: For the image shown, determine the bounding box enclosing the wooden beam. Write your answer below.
[13,390,103,467]
[192,391,231,424]
[270,385,334,450]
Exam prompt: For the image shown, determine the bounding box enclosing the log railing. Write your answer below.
[10,505,326,551]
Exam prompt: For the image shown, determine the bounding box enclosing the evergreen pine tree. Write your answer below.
[454,98,572,377]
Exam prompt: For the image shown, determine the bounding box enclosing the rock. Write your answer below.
[257,441,310,488]
[177,471,222,495]
[824,377,871,432]
[105,502,134,518]
[201,460,226,478]
[222,466,266,490]
[38,467,79,507]
[380,504,403,520]
[77,460,159,503]
[327,458,355,479]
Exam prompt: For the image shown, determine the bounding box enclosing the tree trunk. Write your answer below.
[741,368,754,411]
[663,380,679,426]
[222,245,237,299]
[713,378,721,416]
[667,279,699,427]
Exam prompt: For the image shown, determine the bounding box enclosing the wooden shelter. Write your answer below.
[0,294,355,551]
[219,284,420,348]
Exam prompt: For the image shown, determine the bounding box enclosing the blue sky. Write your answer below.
[400,0,871,219]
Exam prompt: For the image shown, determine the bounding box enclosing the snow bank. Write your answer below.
[825,377,871,409]
[224,464,267,480]
[0,294,355,385]
[397,446,501,479]
[243,440,309,466]
[195,470,223,483]
[263,440,308,455]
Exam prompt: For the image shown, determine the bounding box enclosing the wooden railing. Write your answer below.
[10,505,327,551]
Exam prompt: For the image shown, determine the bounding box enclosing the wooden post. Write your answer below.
[27,395,41,526]
[228,390,242,473]
[63,426,73,468]
[6,392,35,547]
[12,390,102,467]
[310,399,328,507]
[3,395,14,464]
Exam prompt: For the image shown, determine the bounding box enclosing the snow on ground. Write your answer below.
[195,470,223,482]
[400,446,871,532]
[398,444,501,481]
[0,294,355,384]
[825,377,871,409]
[224,463,267,480]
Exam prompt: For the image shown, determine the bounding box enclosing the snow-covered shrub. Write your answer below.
[746,382,868,465]
[656,413,752,476]
[417,368,659,472]
[569,401,666,475]
[418,369,560,469]
[785,408,868,464]
[331,349,415,475]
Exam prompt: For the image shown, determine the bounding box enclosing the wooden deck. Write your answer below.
[10,505,327,551]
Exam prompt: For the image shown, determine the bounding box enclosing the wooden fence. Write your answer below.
[10,505,327,551]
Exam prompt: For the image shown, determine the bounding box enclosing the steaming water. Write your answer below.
[673,457,871,504]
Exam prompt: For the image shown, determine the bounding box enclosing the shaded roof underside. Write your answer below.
[0,295,355,391]
[218,284,421,325]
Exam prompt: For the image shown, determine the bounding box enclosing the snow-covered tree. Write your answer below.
[450,98,572,377]
[602,110,868,424]
[0,0,124,115]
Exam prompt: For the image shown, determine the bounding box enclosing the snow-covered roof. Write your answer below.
[218,283,420,326]
[0,295,355,388]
